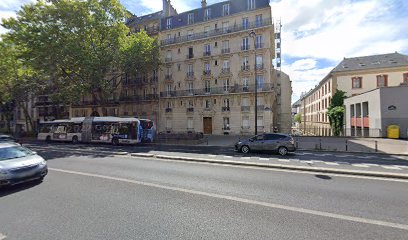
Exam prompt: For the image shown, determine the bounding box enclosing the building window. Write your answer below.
[255,35,263,49]
[187,13,194,25]
[247,0,255,10]
[242,116,250,129]
[352,77,362,89]
[204,44,211,55]
[222,21,229,33]
[205,99,211,108]
[223,117,230,130]
[187,64,193,75]
[256,55,263,69]
[242,97,249,106]
[166,118,172,130]
[188,82,194,94]
[404,73,408,83]
[187,118,194,130]
[257,116,263,128]
[376,75,388,87]
[222,60,230,72]
[242,17,249,30]
[222,4,230,16]
[204,26,210,36]
[204,8,211,21]
[223,79,230,92]
[205,80,211,93]
[255,14,262,27]
[256,75,264,90]
[243,77,249,89]
[166,18,172,29]
[187,30,193,40]
[242,37,249,50]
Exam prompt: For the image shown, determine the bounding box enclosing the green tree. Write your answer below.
[294,113,302,124]
[2,0,160,107]
[0,40,43,133]
[327,90,346,136]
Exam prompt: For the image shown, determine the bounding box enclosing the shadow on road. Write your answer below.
[0,180,43,198]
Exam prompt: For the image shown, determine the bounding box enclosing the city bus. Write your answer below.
[37,118,84,143]
[37,117,154,145]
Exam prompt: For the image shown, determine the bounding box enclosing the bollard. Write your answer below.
[345,140,348,151]
[375,140,378,152]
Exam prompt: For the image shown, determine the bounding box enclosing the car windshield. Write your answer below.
[0,146,34,161]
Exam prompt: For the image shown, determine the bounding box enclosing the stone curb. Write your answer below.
[136,154,408,180]
[297,149,408,157]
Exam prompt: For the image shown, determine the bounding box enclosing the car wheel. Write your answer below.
[46,136,51,142]
[112,138,119,146]
[241,145,250,154]
[72,136,79,144]
[278,146,288,156]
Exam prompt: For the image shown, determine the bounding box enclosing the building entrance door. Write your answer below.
[203,117,212,134]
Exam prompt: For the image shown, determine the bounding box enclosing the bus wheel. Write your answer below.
[112,138,119,146]
[46,136,51,142]
[72,136,79,144]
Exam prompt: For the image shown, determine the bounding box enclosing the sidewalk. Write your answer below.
[198,135,408,155]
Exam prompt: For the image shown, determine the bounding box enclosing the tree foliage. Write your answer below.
[294,113,302,124]
[328,90,347,136]
[1,0,160,105]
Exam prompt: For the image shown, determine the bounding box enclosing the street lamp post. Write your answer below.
[249,30,258,135]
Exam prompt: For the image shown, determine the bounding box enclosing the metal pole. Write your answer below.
[250,30,258,135]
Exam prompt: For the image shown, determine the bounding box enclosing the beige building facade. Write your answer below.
[300,52,408,136]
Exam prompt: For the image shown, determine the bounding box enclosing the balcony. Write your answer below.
[256,64,264,70]
[241,65,250,71]
[203,70,211,76]
[187,72,194,77]
[165,57,172,63]
[255,43,265,49]
[222,107,230,112]
[165,108,172,113]
[186,54,194,60]
[203,51,211,57]
[241,45,250,51]
[161,18,273,46]
[165,74,173,81]
[257,105,265,111]
[221,68,230,74]
[241,106,250,112]
[160,83,274,98]
[221,48,230,54]
[187,107,194,113]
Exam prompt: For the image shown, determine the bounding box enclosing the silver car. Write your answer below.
[0,142,48,187]
[235,133,296,156]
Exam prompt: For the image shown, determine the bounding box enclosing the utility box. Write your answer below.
[387,125,400,139]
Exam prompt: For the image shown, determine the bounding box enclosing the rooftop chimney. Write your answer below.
[201,0,207,8]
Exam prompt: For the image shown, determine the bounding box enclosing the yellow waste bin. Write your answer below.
[387,125,400,139]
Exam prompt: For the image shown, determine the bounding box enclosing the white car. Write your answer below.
[0,142,47,187]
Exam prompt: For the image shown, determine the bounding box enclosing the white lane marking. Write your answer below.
[364,163,380,167]
[300,161,314,164]
[357,156,372,159]
[382,166,402,170]
[259,158,269,161]
[241,157,251,160]
[335,161,349,165]
[352,164,370,168]
[223,156,233,158]
[208,155,217,157]
[393,165,408,169]
[382,157,395,160]
[278,159,290,162]
[325,162,339,165]
[50,168,408,231]
[0,233,6,240]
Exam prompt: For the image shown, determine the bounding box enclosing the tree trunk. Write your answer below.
[20,102,34,134]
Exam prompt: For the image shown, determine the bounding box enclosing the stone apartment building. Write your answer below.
[300,52,408,136]
[157,0,291,135]
[3,0,292,136]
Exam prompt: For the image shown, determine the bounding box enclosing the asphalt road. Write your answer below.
[1,145,408,239]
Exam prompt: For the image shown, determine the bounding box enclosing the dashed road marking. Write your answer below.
[50,167,408,231]
[364,163,380,167]
[335,161,349,165]
[300,161,314,164]
[0,233,6,240]
[352,164,370,168]
[241,157,251,160]
[357,156,372,159]
[393,165,408,169]
[223,156,233,158]
[382,157,395,160]
[259,158,269,161]
[278,159,290,162]
[325,162,339,165]
[382,166,402,170]
[208,155,217,157]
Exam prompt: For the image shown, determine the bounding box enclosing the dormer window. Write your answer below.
[223,4,230,16]
[166,18,172,29]
[204,8,211,21]
[247,0,255,10]
[187,13,194,25]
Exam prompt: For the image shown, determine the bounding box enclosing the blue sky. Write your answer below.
[2,0,408,102]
